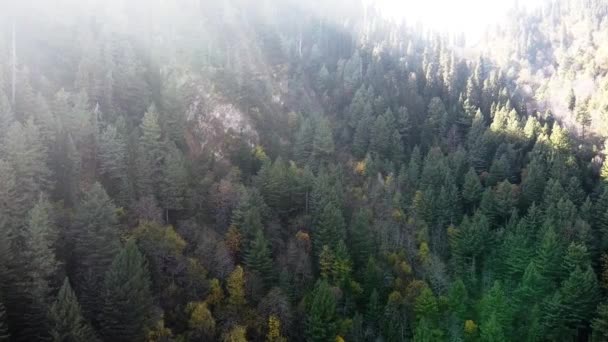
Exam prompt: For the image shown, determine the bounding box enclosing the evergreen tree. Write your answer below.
[294,118,315,165]
[244,229,275,288]
[480,313,506,342]
[593,302,608,340]
[13,195,58,342]
[370,113,390,158]
[312,117,334,167]
[313,203,346,257]
[71,183,120,321]
[137,105,165,199]
[462,167,483,211]
[49,278,96,342]
[4,120,52,221]
[99,241,153,342]
[160,142,187,219]
[522,157,546,206]
[543,266,599,339]
[352,112,372,159]
[348,209,374,268]
[305,280,337,342]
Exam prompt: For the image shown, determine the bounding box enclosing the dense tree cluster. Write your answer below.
[1,0,608,341]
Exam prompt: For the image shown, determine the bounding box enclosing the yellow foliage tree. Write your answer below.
[319,245,334,279]
[222,325,248,342]
[225,225,242,257]
[464,319,478,335]
[186,301,216,336]
[206,278,225,306]
[147,319,173,342]
[418,241,431,265]
[227,265,247,307]
[266,315,286,342]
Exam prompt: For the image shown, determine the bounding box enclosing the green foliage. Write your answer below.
[313,203,346,257]
[244,229,275,288]
[305,280,337,342]
[49,278,97,342]
[99,241,153,342]
[1,2,608,341]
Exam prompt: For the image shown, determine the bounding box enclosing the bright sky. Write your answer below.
[374,0,546,42]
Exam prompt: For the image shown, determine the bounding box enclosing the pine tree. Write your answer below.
[137,105,165,198]
[349,209,374,268]
[462,167,483,211]
[71,182,119,321]
[535,227,563,284]
[4,120,52,221]
[99,241,153,342]
[305,280,337,342]
[365,289,382,334]
[14,195,58,342]
[352,112,372,158]
[98,123,129,203]
[593,302,608,340]
[160,142,187,219]
[49,278,97,342]
[312,117,334,167]
[543,266,599,339]
[480,313,506,342]
[313,203,346,257]
[294,118,315,165]
[370,114,390,158]
[244,229,275,288]
[414,287,439,322]
[413,317,443,342]
[522,157,546,206]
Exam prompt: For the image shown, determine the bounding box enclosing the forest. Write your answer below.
[2,0,608,341]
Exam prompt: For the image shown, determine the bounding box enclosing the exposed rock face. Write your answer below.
[184,87,258,157]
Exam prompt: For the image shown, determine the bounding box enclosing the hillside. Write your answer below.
[1,0,608,341]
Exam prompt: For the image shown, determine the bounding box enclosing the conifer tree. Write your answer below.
[14,195,58,342]
[480,313,506,342]
[160,142,187,219]
[99,241,153,342]
[294,118,315,165]
[71,182,120,321]
[137,105,165,199]
[593,302,608,340]
[370,114,390,158]
[244,229,275,288]
[462,167,483,211]
[313,203,346,257]
[522,157,546,206]
[4,120,52,220]
[305,280,337,342]
[49,278,96,342]
[312,117,334,166]
[348,209,374,268]
[543,266,599,339]
[98,123,129,203]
